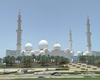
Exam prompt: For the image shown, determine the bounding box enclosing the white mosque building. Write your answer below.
[21,39,74,60]
[6,11,100,61]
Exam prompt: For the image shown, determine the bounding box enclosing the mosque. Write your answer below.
[6,11,100,61]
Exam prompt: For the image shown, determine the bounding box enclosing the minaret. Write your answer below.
[86,16,92,55]
[16,10,22,51]
[69,28,73,51]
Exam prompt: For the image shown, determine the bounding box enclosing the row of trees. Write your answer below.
[78,55,100,66]
[2,55,69,68]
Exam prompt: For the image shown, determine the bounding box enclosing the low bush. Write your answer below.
[94,71,100,74]
[92,68,97,70]
[87,66,91,68]
[84,75,92,78]
[25,71,34,74]
[76,66,80,68]
[3,72,11,74]
[66,71,82,74]
[82,65,86,67]
[78,63,81,65]
[72,65,76,67]
[55,68,69,70]
[81,68,86,70]
[34,70,42,72]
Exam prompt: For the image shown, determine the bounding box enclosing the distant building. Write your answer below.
[6,50,20,58]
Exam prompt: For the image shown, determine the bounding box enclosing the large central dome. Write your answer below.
[38,39,48,50]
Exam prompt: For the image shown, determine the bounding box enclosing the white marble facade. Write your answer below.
[21,39,74,60]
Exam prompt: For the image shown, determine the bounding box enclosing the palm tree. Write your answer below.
[54,56,60,65]
[3,56,15,66]
[78,55,86,63]
[40,55,46,66]
[16,56,22,63]
[3,56,10,66]
[0,58,2,64]
[31,54,36,62]
[51,55,55,63]
[21,56,32,68]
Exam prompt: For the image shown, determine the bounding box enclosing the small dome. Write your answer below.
[77,51,82,54]
[70,51,74,56]
[85,51,91,55]
[38,39,48,50]
[21,50,25,53]
[25,43,33,51]
[77,51,82,56]
[39,50,44,55]
[70,51,74,53]
[54,42,61,50]
[31,50,35,54]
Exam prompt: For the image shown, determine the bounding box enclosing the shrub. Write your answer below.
[76,66,80,68]
[82,65,86,67]
[69,63,72,65]
[92,68,97,70]
[55,68,69,70]
[78,63,81,65]
[3,72,11,74]
[81,68,86,70]
[87,66,91,68]
[67,71,82,74]
[72,65,76,67]
[94,71,100,74]
[84,75,92,78]
[25,71,34,74]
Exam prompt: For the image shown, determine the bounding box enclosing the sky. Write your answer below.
[0,0,100,58]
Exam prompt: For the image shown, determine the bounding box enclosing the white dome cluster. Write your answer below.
[38,39,48,50]
[20,38,73,60]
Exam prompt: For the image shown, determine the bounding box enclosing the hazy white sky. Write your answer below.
[0,0,100,58]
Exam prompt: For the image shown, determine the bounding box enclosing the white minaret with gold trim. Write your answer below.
[16,11,22,50]
[69,28,73,51]
[86,16,92,55]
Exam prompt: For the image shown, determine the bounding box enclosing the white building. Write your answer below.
[21,39,74,60]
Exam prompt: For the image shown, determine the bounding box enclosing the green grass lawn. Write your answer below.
[14,78,100,80]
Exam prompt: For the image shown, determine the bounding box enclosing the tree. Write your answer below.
[78,55,86,63]
[16,56,22,63]
[0,58,2,63]
[31,54,36,62]
[21,56,32,68]
[3,56,15,66]
[54,56,61,65]
[9,56,15,66]
[40,55,47,66]
[59,56,69,65]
